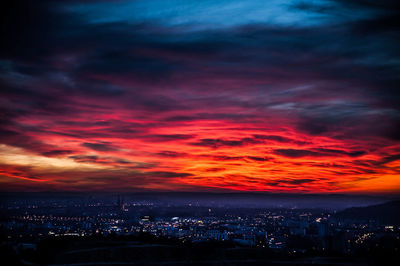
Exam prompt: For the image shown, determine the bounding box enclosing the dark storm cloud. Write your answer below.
[252,134,310,145]
[146,171,193,178]
[379,154,400,165]
[78,51,184,82]
[246,156,270,162]
[205,168,226,172]
[81,141,119,151]
[69,155,99,162]
[145,134,195,142]
[315,148,366,157]
[163,113,257,123]
[209,155,246,161]
[42,150,74,157]
[1,0,399,131]
[155,151,188,158]
[191,138,263,149]
[69,155,157,169]
[280,179,315,185]
[274,149,321,158]
[0,78,71,118]
[0,1,61,61]
[253,135,293,143]
[1,0,397,116]
[274,148,366,158]
[0,164,45,181]
[266,178,315,187]
[0,128,55,155]
[292,0,400,108]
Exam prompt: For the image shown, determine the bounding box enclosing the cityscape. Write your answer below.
[1,193,399,265]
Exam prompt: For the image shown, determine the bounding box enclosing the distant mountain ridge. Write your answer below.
[336,200,400,225]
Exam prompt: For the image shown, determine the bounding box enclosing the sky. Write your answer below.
[0,0,399,193]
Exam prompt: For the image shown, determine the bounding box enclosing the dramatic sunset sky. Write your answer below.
[0,0,399,193]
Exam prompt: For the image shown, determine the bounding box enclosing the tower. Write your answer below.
[117,195,121,209]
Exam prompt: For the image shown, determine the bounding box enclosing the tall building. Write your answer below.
[116,195,125,211]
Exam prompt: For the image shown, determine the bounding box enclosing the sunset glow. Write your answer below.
[0,0,399,193]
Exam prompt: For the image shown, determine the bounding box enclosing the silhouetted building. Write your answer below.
[116,195,125,211]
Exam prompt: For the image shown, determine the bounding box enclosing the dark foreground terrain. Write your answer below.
[2,233,399,266]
